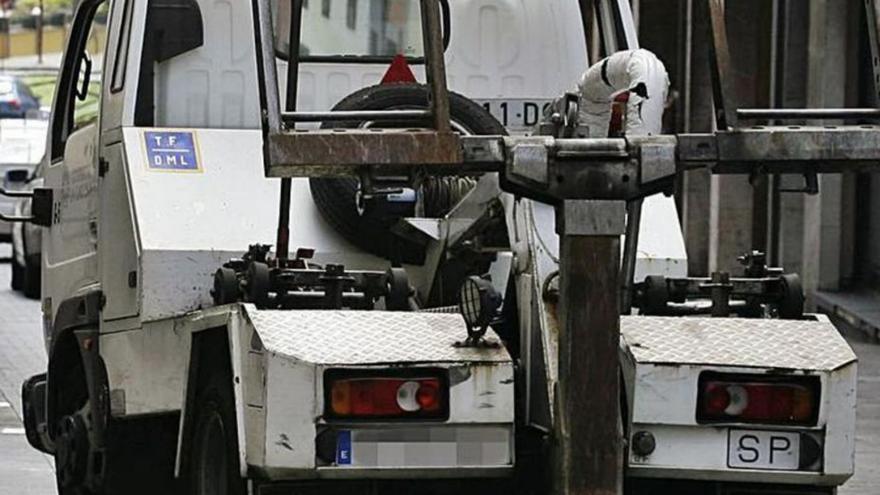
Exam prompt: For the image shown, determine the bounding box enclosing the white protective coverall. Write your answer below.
[577,49,670,138]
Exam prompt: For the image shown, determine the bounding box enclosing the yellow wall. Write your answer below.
[0,25,106,59]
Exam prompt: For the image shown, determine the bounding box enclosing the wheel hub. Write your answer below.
[56,414,89,488]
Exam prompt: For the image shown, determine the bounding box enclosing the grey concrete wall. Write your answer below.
[868,174,880,282]
[706,0,772,274]
[775,1,809,277]
[637,0,863,293]
[801,0,852,304]
[680,0,713,276]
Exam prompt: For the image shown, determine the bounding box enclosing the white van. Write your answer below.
[0,118,47,242]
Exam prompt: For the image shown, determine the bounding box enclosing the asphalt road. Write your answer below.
[0,245,877,494]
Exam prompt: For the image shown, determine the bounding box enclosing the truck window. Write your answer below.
[134,0,205,127]
[111,0,135,93]
[72,8,107,131]
[273,0,451,63]
[134,0,262,130]
[49,0,106,160]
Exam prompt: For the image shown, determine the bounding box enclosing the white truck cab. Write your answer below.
[17,1,856,495]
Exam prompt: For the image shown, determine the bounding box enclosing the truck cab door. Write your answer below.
[42,0,106,331]
[96,0,141,323]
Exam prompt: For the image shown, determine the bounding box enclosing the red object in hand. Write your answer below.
[608,92,630,138]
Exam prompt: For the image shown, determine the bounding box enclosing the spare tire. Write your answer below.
[310,84,506,263]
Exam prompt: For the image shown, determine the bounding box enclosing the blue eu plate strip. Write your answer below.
[336,430,352,465]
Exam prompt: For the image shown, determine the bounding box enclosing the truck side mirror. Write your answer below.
[0,187,52,227]
[30,188,54,227]
[148,0,204,63]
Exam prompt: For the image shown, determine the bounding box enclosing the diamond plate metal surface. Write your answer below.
[620,316,856,371]
[244,306,510,365]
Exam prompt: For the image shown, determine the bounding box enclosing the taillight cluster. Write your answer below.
[325,371,447,420]
[697,373,819,426]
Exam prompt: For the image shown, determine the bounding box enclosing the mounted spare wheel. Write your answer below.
[309,83,506,264]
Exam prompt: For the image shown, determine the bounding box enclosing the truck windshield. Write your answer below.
[273,0,448,62]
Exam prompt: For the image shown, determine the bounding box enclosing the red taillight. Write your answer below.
[697,374,819,425]
[8,98,21,110]
[326,374,447,420]
[704,383,732,414]
[416,380,441,411]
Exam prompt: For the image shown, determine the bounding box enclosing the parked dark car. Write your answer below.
[0,76,42,119]
[10,169,43,299]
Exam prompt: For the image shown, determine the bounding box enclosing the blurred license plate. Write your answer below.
[476,99,553,131]
[728,429,800,470]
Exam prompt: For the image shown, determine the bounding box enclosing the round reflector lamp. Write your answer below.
[458,275,502,341]
[396,381,421,412]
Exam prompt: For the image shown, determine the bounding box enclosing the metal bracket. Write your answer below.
[556,200,627,236]
[779,173,820,195]
[0,186,34,199]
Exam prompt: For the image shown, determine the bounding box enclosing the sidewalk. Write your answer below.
[0,53,62,74]
[0,244,55,494]
[816,289,880,341]
[0,246,46,420]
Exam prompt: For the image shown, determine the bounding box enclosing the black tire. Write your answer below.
[54,414,180,495]
[310,84,506,262]
[54,413,94,495]
[778,273,805,319]
[188,363,246,495]
[23,254,40,299]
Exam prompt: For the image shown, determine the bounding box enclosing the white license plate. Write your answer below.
[476,99,554,131]
[728,429,800,470]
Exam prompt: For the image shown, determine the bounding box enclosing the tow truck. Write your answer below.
[4,1,867,495]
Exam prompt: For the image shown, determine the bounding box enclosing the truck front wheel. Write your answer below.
[54,408,93,495]
[189,369,246,495]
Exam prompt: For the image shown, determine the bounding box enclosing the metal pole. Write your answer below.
[683,0,693,133]
[706,0,738,130]
[579,0,595,65]
[737,108,880,119]
[276,0,305,261]
[556,200,625,495]
[767,0,785,265]
[0,12,9,63]
[596,0,619,54]
[36,1,44,65]
[615,0,639,48]
[620,199,642,314]
[420,0,452,133]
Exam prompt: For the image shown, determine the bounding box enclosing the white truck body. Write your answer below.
[22,0,856,493]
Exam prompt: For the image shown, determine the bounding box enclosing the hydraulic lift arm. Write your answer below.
[253,2,880,495]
